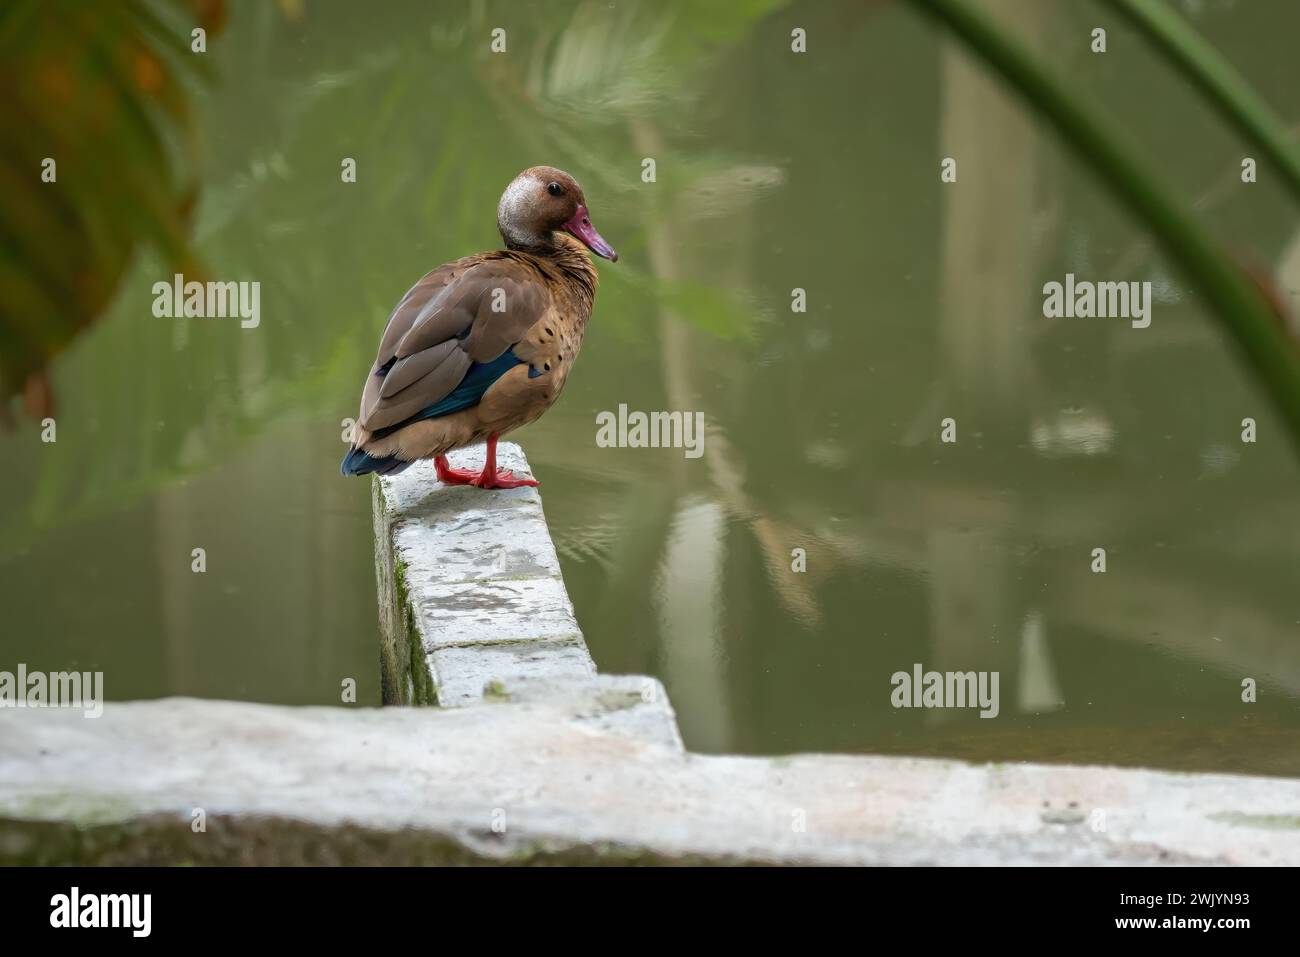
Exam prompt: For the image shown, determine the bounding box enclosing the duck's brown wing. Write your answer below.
[357,256,549,433]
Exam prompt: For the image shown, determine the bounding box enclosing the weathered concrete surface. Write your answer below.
[373,443,595,706]
[3,686,1299,865]
[9,443,1295,866]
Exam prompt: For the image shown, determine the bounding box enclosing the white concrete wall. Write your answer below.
[3,443,1299,865]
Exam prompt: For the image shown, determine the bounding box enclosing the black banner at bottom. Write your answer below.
[0,865,1279,943]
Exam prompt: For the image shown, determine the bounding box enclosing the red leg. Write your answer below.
[470,434,538,489]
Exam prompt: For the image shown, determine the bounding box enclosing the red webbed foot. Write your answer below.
[434,440,539,490]
[470,468,538,489]
[434,455,479,485]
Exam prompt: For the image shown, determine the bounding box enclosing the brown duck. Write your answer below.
[341,166,617,487]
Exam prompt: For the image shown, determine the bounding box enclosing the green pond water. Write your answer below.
[3,0,1298,775]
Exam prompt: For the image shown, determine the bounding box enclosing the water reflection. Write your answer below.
[1,0,1297,774]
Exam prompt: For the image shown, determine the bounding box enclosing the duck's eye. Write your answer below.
[547,182,563,197]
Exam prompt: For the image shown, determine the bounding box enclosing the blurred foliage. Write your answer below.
[0,0,785,552]
[1102,0,1300,202]
[909,0,1300,445]
[0,0,223,420]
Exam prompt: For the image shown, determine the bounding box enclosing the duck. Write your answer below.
[340,166,617,487]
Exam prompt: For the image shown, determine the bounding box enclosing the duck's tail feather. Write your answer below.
[340,445,413,476]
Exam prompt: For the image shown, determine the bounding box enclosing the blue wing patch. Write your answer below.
[371,347,530,440]
[341,347,541,476]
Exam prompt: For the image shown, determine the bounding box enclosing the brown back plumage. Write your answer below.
[357,253,554,433]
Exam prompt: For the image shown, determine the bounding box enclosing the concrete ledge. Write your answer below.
[373,443,594,706]
[4,693,1300,865]
[6,442,1299,865]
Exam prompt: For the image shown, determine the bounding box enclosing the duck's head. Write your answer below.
[497,166,618,262]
